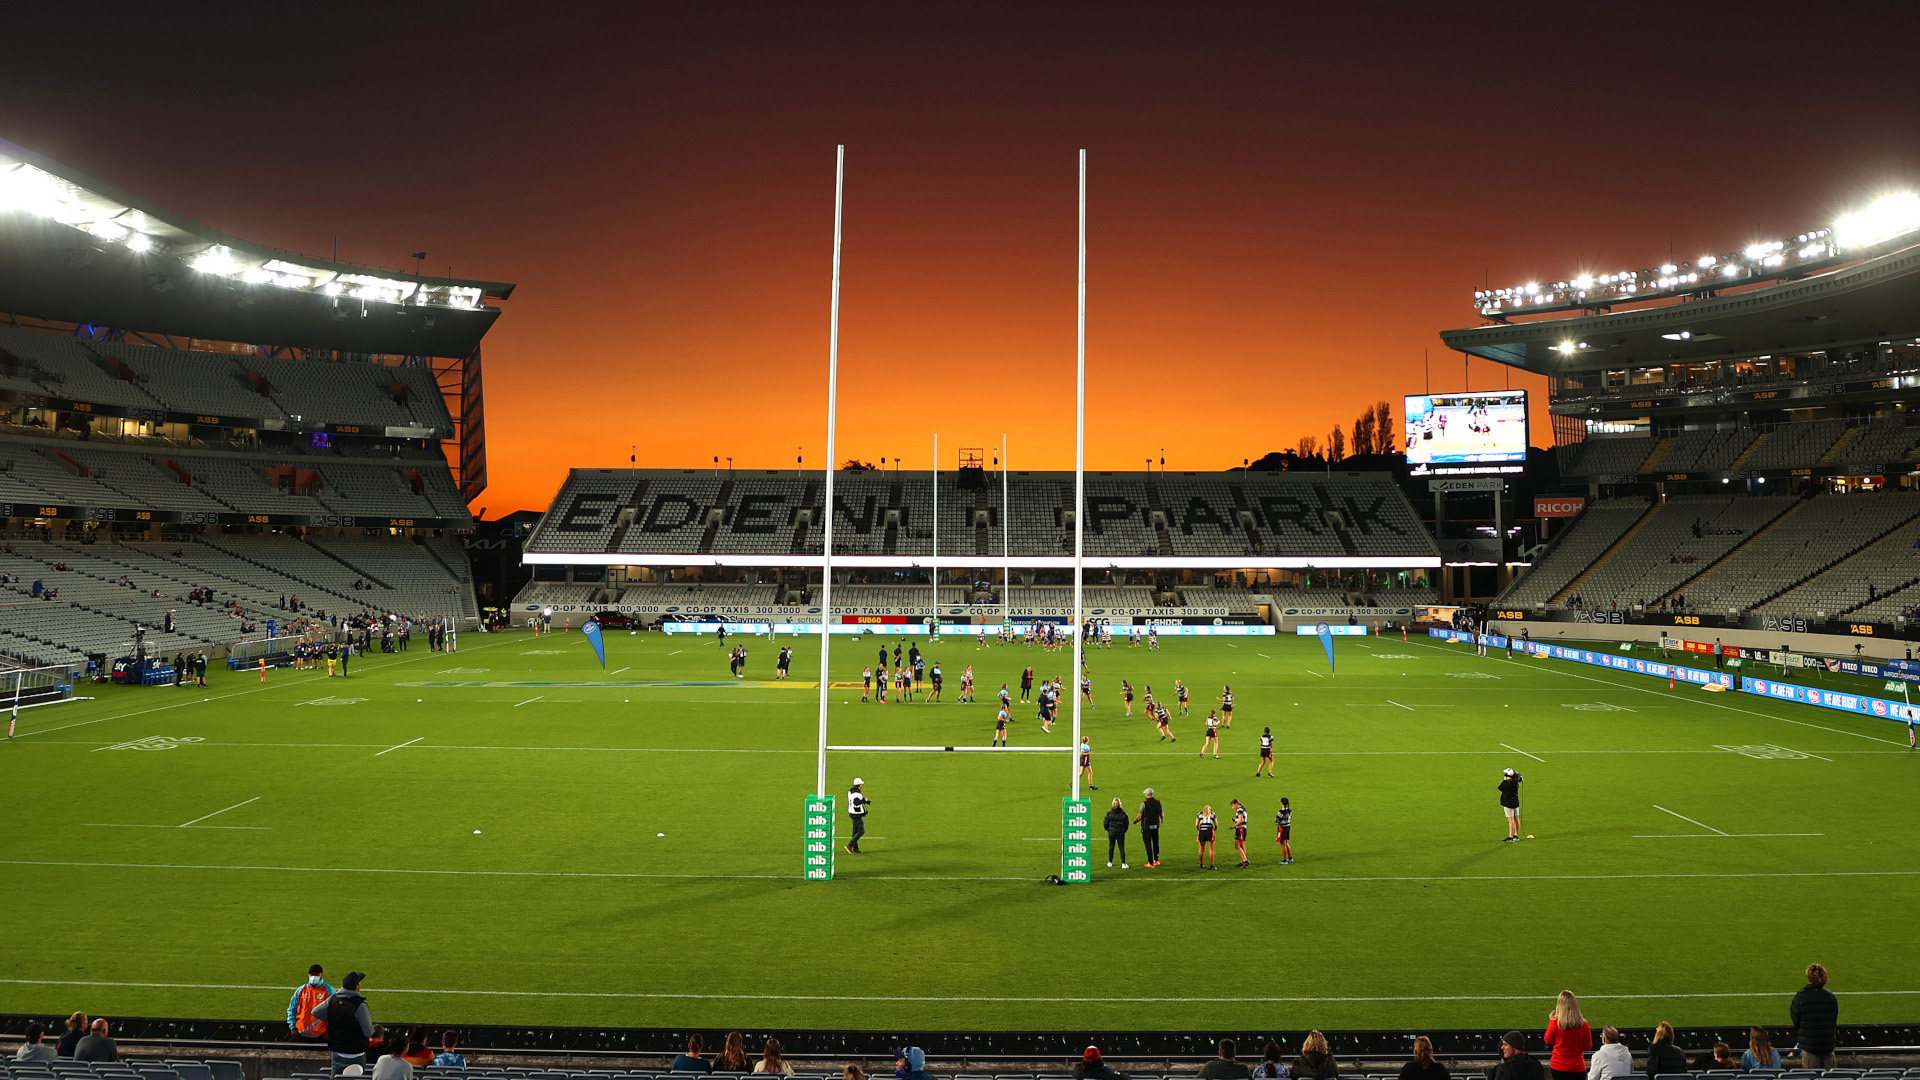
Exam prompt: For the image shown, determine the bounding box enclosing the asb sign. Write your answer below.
[1535,496,1587,518]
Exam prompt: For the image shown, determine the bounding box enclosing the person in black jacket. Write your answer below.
[1103,797,1130,869]
[1790,962,1840,1068]
[1134,788,1164,867]
[1643,1022,1687,1077]
[1488,1032,1543,1080]
[313,970,373,1074]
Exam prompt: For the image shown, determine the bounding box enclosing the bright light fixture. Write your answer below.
[190,245,238,276]
[125,232,151,252]
[1834,192,1920,251]
[1661,331,1693,341]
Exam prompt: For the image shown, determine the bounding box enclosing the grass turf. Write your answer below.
[1,628,1916,1034]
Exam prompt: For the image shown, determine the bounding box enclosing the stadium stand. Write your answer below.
[1651,491,1920,615]
[1557,493,1797,612]
[1497,498,1651,610]
[530,469,1436,562]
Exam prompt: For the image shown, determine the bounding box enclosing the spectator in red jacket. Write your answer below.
[1543,991,1592,1080]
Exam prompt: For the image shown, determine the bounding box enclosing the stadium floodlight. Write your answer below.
[124,232,151,252]
[1834,192,1920,252]
[190,245,238,276]
[1473,193,1920,317]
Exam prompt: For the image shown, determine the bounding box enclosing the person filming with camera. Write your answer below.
[1500,767,1524,842]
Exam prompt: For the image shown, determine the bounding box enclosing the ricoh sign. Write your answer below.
[1534,496,1586,518]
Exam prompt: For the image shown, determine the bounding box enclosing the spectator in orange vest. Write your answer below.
[288,964,334,1040]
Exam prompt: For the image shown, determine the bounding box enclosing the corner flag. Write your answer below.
[582,619,607,669]
[1317,623,1336,676]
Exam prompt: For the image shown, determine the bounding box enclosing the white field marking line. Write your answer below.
[1303,669,1323,678]
[1652,804,1727,835]
[668,650,682,656]
[42,739,1887,758]
[1257,652,1272,658]
[179,796,260,827]
[1786,746,1834,761]
[1633,833,1827,839]
[1226,643,1239,648]
[6,977,1920,1005]
[1501,742,1546,762]
[13,858,1920,887]
[1384,700,1415,711]
[1408,639,1906,745]
[610,666,630,675]
[513,696,543,707]
[82,823,268,830]
[375,737,424,757]
[15,634,520,741]
[827,744,1070,753]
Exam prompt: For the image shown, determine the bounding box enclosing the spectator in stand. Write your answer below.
[1741,1028,1782,1072]
[372,1047,412,1080]
[894,1047,932,1080]
[1791,963,1839,1068]
[1200,1039,1252,1079]
[55,1013,87,1058]
[673,1034,713,1072]
[1641,1024,1685,1078]
[432,1032,466,1068]
[312,970,373,1075]
[1253,1042,1289,1080]
[1075,1046,1127,1080]
[1399,1037,1446,1080]
[73,1018,116,1062]
[714,1032,748,1073]
[752,1038,795,1077]
[845,1069,865,1080]
[14,1022,56,1063]
[1489,1032,1544,1080]
[1543,991,1592,1080]
[1693,1042,1737,1072]
[1293,1031,1338,1079]
[401,1029,434,1067]
[1586,1028,1630,1080]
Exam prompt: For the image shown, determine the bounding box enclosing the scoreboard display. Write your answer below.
[1404,389,1528,466]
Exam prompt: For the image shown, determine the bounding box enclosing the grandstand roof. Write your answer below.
[1441,238,1920,375]
[0,138,514,357]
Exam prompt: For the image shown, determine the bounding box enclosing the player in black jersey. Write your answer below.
[1219,685,1235,727]
[1274,797,1293,864]
[1255,726,1275,776]
[1229,799,1250,868]
[1200,710,1221,758]
[1120,680,1135,716]
[1175,680,1190,717]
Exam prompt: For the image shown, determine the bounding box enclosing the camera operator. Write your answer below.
[1500,768,1523,842]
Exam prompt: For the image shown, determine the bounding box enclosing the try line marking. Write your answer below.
[8,858,1914,886]
[4,978,1918,1005]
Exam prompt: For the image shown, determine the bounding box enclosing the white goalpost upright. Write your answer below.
[1059,149,1094,883]
[803,146,846,882]
[931,432,939,638]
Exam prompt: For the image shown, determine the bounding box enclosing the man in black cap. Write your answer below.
[1133,787,1164,868]
[311,971,373,1075]
[1488,1031,1545,1080]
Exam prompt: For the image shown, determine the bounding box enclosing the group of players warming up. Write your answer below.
[818,626,1533,873]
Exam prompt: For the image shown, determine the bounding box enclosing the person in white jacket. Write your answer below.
[1587,1027,1633,1080]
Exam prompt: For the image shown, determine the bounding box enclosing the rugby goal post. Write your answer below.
[805,150,1095,884]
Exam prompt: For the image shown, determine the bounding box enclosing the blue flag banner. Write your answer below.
[581,619,607,669]
[1317,623,1335,675]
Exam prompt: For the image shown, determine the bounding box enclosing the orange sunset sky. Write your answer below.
[4,5,1919,514]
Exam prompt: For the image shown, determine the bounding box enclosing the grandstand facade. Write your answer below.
[0,138,501,666]
[1446,198,1920,640]
[515,467,1440,624]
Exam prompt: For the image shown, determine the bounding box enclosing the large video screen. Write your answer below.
[1404,389,1528,466]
